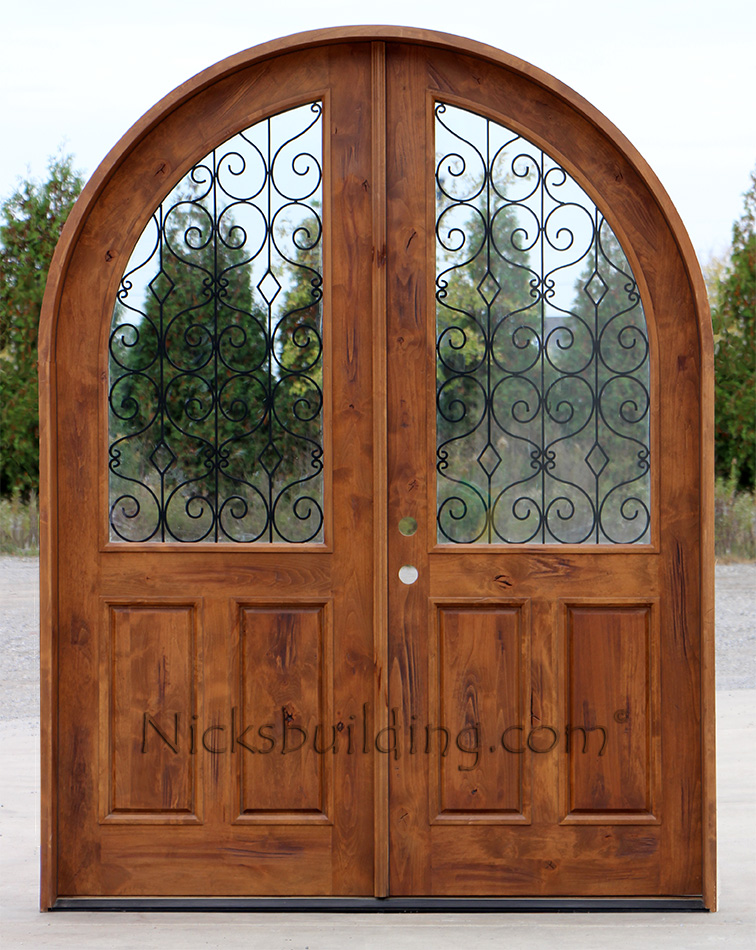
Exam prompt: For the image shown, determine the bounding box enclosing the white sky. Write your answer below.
[1,0,754,264]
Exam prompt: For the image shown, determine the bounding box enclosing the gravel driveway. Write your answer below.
[0,556,754,721]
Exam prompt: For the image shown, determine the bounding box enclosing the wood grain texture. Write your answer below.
[370,39,390,898]
[236,604,331,820]
[48,41,376,900]
[39,27,714,907]
[432,604,530,822]
[38,357,58,909]
[698,281,717,911]
[386,41,432,895]
[384,39,707,899]
[561,604,659,821]
[100,602,199,821]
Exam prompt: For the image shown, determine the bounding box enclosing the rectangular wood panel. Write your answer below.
[431,603,530,823]
[100,602,199,823]
[562,603,658,823]
[235,603,332,823]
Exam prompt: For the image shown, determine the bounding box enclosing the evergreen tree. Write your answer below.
[0,155,84,497]
[712,168,756,491]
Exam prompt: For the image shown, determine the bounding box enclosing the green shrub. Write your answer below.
[0,490,39,555]
[715,472,756,561]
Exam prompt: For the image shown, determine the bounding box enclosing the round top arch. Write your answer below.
[39,26,711,364]
[39,27,715,911]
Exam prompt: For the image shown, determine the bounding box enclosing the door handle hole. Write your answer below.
[398,516,418,536]
[398,565,419,585]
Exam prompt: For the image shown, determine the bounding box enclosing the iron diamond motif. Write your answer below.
[478,442,502,479]
[584,270,608,307]
[149,440,176,475]
[477,269,501,308]
[148,269,175,305]
[258,441,283,477]
[257,269,282,306]
[585,442,609,478]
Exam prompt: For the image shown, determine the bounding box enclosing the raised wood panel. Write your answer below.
[561,602,659,823]
[235,603,332,823]
[431,603,530,823]
[100,601,200,823]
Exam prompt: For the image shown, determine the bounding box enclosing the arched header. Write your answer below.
[40,26,709,367]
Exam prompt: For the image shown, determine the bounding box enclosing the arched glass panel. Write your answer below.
[435,102,651,544]
[108,102,324,543]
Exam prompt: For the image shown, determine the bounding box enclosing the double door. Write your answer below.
[50,37,707,902]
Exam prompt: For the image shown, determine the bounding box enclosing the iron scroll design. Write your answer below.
[108,102,324,542]
[435,103,651,544]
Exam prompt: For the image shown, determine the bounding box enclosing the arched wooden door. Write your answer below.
[40,28,715,910]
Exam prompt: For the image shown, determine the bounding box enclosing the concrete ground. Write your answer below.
[1,561,754,948]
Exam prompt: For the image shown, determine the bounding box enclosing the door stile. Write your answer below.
[322,43,379,894]
[38,353,59,910]
[700,325,717,909]
[385,43,434,894]
[370,39,390,899]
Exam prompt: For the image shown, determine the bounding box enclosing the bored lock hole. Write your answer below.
[398,565,419,585]
[398,516,418,536]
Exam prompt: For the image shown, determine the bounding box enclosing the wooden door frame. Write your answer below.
[39,26,715,910]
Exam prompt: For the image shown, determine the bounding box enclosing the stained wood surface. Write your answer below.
[384,41,706,898]
[370,40,390,898]
[39,29,714,908]
[104,603,198,819]
[237,606,330,819]
[433,605,529,820]
[563,605,657,819]
[52,42,378,898]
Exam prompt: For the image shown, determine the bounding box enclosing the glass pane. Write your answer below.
[108,102,324,542]
[435,103,651,544]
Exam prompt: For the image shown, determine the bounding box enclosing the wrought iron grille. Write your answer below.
[435,103,651,544]
[108,102,324,542]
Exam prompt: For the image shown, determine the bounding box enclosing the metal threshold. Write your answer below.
[52,896,708,912]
